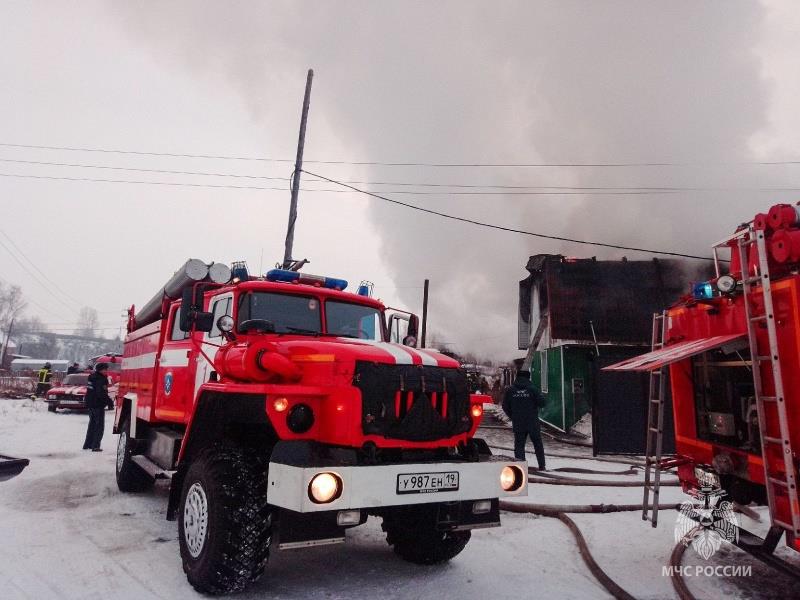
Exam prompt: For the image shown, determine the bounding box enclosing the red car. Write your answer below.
[46,372,91,412]
[45,371,120,413]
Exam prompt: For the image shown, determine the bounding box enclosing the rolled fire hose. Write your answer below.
[552,466,639,476]
[528,468,681,487]
[486,443,656,469]
[499,500,680,516]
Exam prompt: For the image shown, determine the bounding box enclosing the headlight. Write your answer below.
[272,397,289,413]
[500,465,524,492]
[216,314,234,332]
[308,472,342,504]
[470,404,483,418]
[47,394,56,400]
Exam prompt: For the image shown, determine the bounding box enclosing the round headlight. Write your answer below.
[217,314,234,333]
[287,403,314,433]
[470,404,483,419]
[716,275,737,294]
[272,397,289,413]
[500,465,524,492]
[308,472,342,504]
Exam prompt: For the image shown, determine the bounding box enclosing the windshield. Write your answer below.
[98,362,121,372]
[326,301,384,341]
[63,374,89,386]
[238,292,322,335]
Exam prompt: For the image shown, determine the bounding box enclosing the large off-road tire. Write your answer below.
[382,505,471,565]
[115,418,153,492]
[178,447,274,595]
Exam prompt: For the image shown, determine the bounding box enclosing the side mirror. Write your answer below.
[180,285,215,332]
[386,310,420,346]
[407,314,419,339]
[194,311,214,332]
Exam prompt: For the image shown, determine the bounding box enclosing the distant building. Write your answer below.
[518,254,709,442]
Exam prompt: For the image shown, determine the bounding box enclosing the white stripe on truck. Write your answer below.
[122,352,157,370]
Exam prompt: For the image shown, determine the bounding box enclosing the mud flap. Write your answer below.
[275,508,357,549]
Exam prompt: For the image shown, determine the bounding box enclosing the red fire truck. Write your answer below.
[114,259,526,594]
[606,203,800,562]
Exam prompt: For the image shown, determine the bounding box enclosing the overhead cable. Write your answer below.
[301,169,715,261]
[3,141,800,167]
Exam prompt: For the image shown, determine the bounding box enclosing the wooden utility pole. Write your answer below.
[421,279,429,348]
[282,69,314,270]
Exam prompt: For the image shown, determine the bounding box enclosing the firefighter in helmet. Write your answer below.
[34,362,53,398]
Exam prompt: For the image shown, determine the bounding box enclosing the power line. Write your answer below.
[0,172,670,196]
[0,230,85,307]
[0,157,291,182]
[4,170,798,198]
[4,156,800,193]
[6,156,800,196]
[0,237,79,316]
[4,141,800,167]
[0,274,73,322]
[301,169,715,261]
[0,172,318,192]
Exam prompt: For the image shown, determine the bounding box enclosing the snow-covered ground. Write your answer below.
[0,398,797,599]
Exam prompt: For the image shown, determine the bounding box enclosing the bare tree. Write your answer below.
[75,306,100,337]
[0,283,27,367]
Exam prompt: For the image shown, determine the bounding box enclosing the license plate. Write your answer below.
[396,471,459,494]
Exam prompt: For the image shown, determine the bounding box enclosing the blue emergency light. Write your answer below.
[692,281,714,300]
[266,269,348,291]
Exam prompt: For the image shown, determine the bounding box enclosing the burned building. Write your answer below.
[518,254,709,448]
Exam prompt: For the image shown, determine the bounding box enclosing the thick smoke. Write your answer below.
[108,1,774,359]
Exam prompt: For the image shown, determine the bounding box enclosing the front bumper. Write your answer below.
[267,448,527,513]
[46,396,88,410]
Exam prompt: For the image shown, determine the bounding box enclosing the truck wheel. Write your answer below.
[116,418,153,492]
[178,448,273,595]
[47,403,56,413]
[382,505,471,565]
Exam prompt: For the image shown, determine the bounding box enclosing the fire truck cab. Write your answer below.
[114,260,526,594]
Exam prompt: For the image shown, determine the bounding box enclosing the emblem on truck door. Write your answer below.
[164,372,173,396]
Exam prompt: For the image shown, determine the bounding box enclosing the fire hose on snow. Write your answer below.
[499,500,693,600]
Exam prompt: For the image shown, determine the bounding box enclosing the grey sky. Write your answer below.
[2,1,799,358]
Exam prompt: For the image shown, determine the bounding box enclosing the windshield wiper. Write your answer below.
[282,326,321,336]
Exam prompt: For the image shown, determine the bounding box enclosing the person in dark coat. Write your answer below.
[67,362,80,375]
[83,363,111,451]
[502,369,546,469]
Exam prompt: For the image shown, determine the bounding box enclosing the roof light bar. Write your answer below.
[266,269,348,291]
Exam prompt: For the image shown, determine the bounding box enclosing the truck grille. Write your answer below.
[353,362,471,442]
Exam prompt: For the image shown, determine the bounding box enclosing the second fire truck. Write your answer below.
[607,202,800,563]
[113,259,526,594]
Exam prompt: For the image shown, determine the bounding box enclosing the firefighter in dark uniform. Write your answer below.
[502,369,546,470]
[67,362,80,375]
[83,363,111,451]
[35,362,53,397]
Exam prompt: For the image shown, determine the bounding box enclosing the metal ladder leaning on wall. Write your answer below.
[737,228,800,539]
[642,311,668,527]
